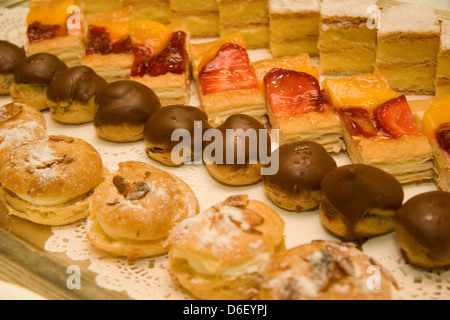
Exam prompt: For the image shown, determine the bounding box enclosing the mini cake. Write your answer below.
[166,195,285,300]
[87,161,200,260]
[11,53,68,111]
[320,164,404,244]
[26,0,84,67]
[268,0,320,57]
[323,74,434,184]
[262,141,337,212]
[0,41,26,95]
[81,8,134,83]
[47,66,107,124]
[203,114,270,186]
[190,33,267,127]
[0,135,105,226]
[169,0,219,38]
[94,80,161,142]
[396,191,450,269]
[435,20,450,97]
[129,20,191,106]
[375,4,441,95]
[259,240,396,300]
[318,0,378,75]
[79,0,122,14]
[121,0,170,24]
[144,105,211,167]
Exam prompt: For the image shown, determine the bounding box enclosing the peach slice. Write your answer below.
[27,0,76,27]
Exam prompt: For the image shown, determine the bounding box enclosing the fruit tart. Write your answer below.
[81,8,134,82]
[190,33,267,127]
[129,20,190,106]
[26,0,84,67]
[323,74,433,184]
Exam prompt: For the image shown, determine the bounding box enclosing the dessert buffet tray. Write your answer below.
[0,6,449,301]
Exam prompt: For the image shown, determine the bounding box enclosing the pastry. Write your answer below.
[320,164,404,243]
[259,240,396,300]
[262,141,337,212]
[26,0,84,67]
[318,0,378,75]
[129,21,191,106]
[93,80,161,143]
[79,0,122,14]
[47,65,107,124]
[81,8,134,83]
[203,114,270,186]
[86,161,200,260]
[323,74,434,184]
[396,191,450,269]
[375,4,441,95]
[144,105,211,167]
[190,33,267,127]
[268,0,320,58]
[166,195,285,300]
[10,53,68,111]
[0,102,47,164]
[435,20,450,97]
[0,135,105,226]
[0,41,26,95]
[121,0,170,24]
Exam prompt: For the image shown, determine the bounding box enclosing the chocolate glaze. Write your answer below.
[263,141,337,196]
[0,41,26,75]
[47,66,107,104]
[14,53,68,85]
[143,105,210,152]
[321,164,404,242]
[396,191,450,260]
[94,80,161,127]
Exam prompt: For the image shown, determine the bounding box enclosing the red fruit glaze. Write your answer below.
[339,107,378,138]
[27,22,67,43]
[437,123,450,154]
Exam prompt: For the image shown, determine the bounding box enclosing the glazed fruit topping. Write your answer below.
[436,123,450,154]
[339,107,378,138]
[264,68,324,116]
[199,43,258,95]
[373,95,419,139]
[27,22,67,43]
[85,25,133,55]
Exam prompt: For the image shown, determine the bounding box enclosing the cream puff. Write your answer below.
[0,41,26,95]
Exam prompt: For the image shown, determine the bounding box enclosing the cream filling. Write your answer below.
[16,192,84,206]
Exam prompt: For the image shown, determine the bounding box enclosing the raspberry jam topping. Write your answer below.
[27,22,67,43]
[85,25,133,56]
[437,123,450,154]
[339,107,378,138]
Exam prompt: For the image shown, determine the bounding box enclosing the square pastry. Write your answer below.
[26,0,84,67]
[81,8,134,83]
[323,74,434,184]
[79,0,122,14]
[121,0,170,24]
[129,20,190,106]
[252,54,345,153]
[190,33,267,127]
[435,20,450,97]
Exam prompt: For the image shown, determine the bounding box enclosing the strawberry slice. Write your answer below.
[199,43,258,95]
[339,107,378,138]
[437,123,450,154]
[263,68,323,117]
[373,95,420,138]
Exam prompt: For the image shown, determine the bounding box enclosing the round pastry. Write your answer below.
[262,141,337,212]
[203,114,271,186]
[87,161,200,260]
[94,80,161,142]
[0,40,26,95]
[47,66,107,124]
[10,53,68,111]
[396,191,450,269]
[320,164,404,243]
[166,195,286,300]
[144,105,211,167]
[0,102,47,164]
[0,135,105,226]
[259,240,396,300]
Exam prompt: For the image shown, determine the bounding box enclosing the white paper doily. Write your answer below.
[0,6,449,300]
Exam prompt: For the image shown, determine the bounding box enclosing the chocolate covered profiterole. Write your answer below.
[320,164,404,243]
[10,53,68,110]
[262,141,337,212]
[94,80,161,142]
[0,41,26,95]
[47,66,107,124]
[144,105,211,167]
[396,191,450,269]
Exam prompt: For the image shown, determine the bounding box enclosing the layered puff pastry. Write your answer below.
[252,54,345,153]
[166,195,285,300]
[87,161,200,260]
[323,74,434,184]
[190,33,268,127]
